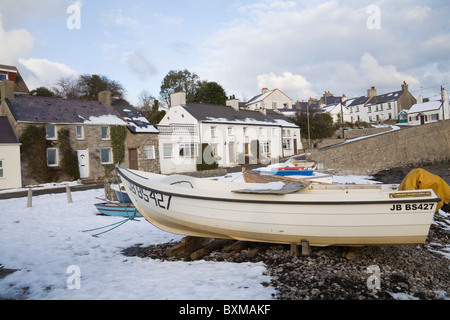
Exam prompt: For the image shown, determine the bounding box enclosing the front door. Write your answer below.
[129,148,138,170]
[77,149,89,178]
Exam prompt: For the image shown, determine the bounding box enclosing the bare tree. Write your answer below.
[52,76,81,99]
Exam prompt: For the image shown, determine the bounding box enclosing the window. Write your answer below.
[227,126,234,135]
[46,124,56,140]
[144,146,155,159]
[47,148,58,166]
[210,126,216,137]
[0,74,7,81]
[163,144,172,158]
[261,142,270,155]
[283,139,291,149]
[430,114,439,121]
[211,143,219,157]
[272,102,277,109]
[76,125,84,140]
[101,126,110,140]
[179,144,196,158]
[100,147,112,164]
[0,160,4,178]
[243,127,248,136]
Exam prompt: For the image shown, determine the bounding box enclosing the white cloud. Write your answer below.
[198,0,448,101]
[359,52,419,89]
[0,12,34,64]
[257,72,318,100]
[18,58,79,90]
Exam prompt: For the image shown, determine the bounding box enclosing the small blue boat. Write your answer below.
[94,202,142,217]
[254,167,315,176]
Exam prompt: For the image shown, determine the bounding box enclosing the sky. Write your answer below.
[1,0,449,106]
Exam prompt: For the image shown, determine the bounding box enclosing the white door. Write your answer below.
[77,149,89,178]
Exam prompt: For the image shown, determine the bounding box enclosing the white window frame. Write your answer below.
[47,148,59,166]
[101,126,110,140]
[163,144,173,158]
[144,145,155,160]
[179,143,196,158]
[261,141,270,155]
[210,126,217,138]
[76,125,84,140]
[100,147,113,164]
[46,124,57,140]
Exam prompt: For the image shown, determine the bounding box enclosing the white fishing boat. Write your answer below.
[115,165,441,247]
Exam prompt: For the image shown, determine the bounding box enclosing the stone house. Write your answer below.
[110,102,160,173]
[0,80,128,185]
[157,92,301,174]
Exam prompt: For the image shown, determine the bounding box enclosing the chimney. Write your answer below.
[1,80,15,101]
[418,95,423,104]
[170,92,186,108]
[401,81,408,93]
[367,86,377,98]
[226,98,239,111]
[261,88,269,94]
[98,91,111,106]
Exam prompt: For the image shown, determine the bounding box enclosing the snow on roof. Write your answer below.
[79,114,127,125]
[407,100,441,114]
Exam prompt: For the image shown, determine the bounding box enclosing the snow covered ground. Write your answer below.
[0,172,445,301]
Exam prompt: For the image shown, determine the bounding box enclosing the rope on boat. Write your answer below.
[83,166,140,237]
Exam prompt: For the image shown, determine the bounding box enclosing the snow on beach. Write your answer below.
[1,172,432,300]
[0,187,273,300]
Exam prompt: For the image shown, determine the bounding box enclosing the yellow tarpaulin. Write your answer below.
[399,168,450,212]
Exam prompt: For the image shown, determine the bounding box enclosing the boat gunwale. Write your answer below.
[116,165,441,206]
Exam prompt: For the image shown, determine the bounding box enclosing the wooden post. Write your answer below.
[66,186,73,203]
[301,239,311,256]
[290,243,298,256]
[27,189,32,208]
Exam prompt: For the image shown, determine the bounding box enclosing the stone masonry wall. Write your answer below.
[310,120,450,175]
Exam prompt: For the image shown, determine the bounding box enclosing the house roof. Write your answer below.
[246,89,291,105]
[407,100,441,114]
[6,95,126,125]
[365,90,402,106]
[182,102,299,128]
[111,104,159,133]
[0,117,19,144]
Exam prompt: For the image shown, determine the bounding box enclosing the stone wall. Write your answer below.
[309,120,450,175]
[124,131,160,173]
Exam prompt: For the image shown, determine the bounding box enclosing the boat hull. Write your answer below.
[94,202,142,217]
[116,166,439,246]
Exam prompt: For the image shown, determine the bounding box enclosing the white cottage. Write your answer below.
[0,117,22,189]
[157,93,302,174]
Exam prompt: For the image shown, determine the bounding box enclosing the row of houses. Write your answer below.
[0,75,301,190]
[277,81,449,127]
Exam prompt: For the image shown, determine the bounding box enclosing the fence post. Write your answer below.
[27,189,32,208]
[66,186,73,203]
